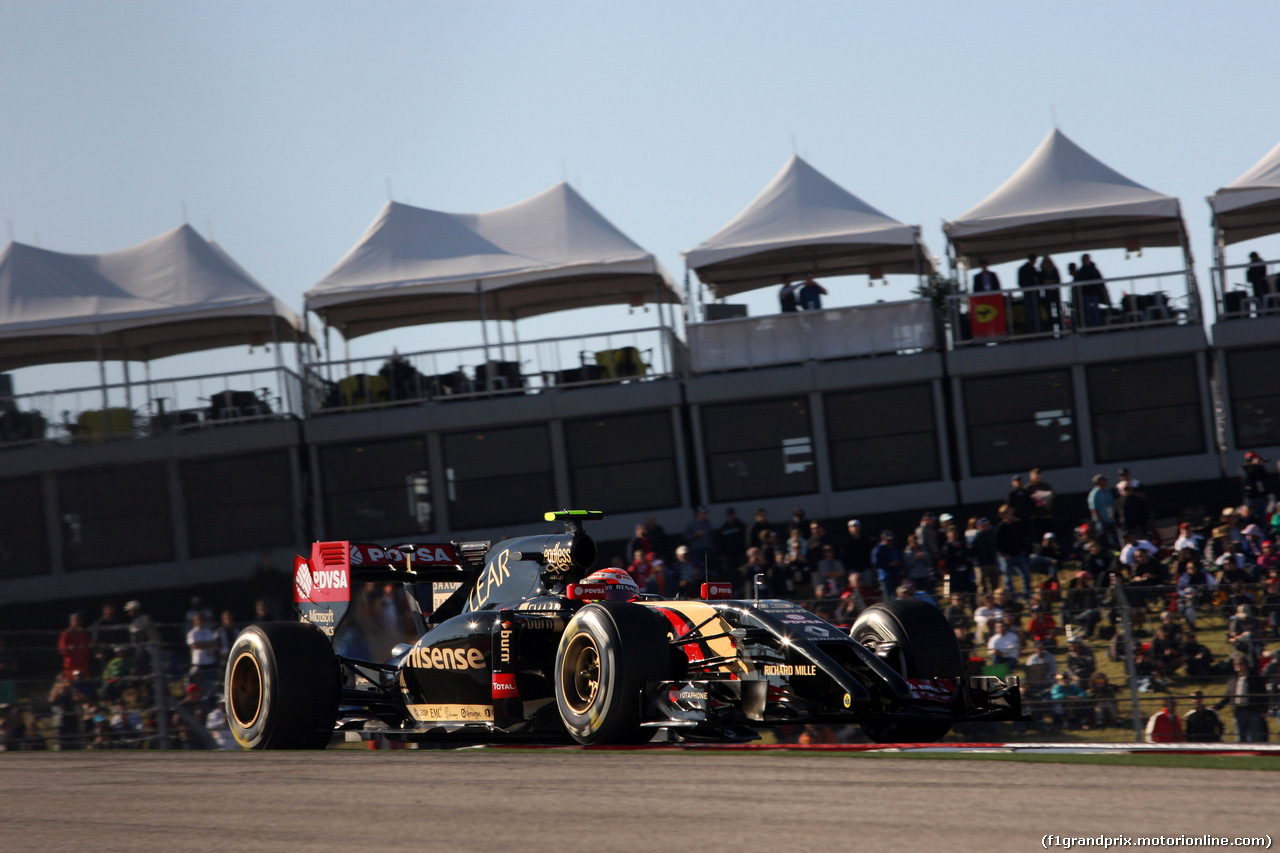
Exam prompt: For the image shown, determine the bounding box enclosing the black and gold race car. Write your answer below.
[224,511,1023,748]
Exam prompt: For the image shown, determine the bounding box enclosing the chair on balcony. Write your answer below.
[593,346,651,380]
[336,375,389,409]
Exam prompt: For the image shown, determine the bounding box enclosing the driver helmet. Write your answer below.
[581,568,641,601]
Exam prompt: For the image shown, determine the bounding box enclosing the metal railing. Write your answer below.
[1210,256,1280,320]
[0,366,305,447]
[304,325,683,414]
[948,269,1199,347]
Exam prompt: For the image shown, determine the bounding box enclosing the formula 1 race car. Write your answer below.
[224,511,1024,748]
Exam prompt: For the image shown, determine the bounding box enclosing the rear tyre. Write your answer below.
[225,622,340,750]
[554,602,672,745]
[851,599,962,744]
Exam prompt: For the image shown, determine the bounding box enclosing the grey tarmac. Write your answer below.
[1,750,1273,852]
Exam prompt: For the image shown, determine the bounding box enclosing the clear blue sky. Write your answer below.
[3,1,1278,390]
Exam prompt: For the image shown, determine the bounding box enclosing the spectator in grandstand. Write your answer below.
[788,507,808,536]
[842,519,873,573]
[1027,468,1056,540]
[1025,640,1058,680]
[996,509,1032,599]
[973,592,1003,643]
[914,512,942,565]
[186,612,219,693]
[124,600,158,671]
[1024,604,1058,650]
[814,545,845,594]
[1088,474,1119,548]
[1087,672,1120,728]
[736,547,767,597]
[971,517,1000,595]
[1260,571,1280,634]
[986,619,1021,668]
[57,612,93,680]
[48,671,84,750]
[1119,531,1159,566]
[673,545,701,598]
[749,509,773,551]
[99,645,136,702]
[1065,637,1096,682]
[204,697,238,750]
[1063,571,1102,639]
[683,506,715,569]
[1257,541,1280,576]
[993,587,1023,624]
[1006,476,1035,531]
[1151,623,1184,678]
[1116,472,1152,539]
[643,514,668,560]
[1183,689,1225,742]
[846,570,879,609]
[1144,696,1184,742]
[1227,605,1265,669]
[214,610,238,669]
[1241,451,1271,527]
[1176,559,1215,628]
[894,580,934,606]
[871,530,903,601]
[1180,630,1217,679]
[944,593,969,631]
[717,508,747,577]
[89,602,129,677]
[940,525,976,598]
[1050,672,1089,729]
[1029,532,1063,583]
[184,596,214,634]
[1173,522,1204,553]
[625,523,652,568]
[1215,656,1269,743]
[902,534,936,594]
[798,274,828,311]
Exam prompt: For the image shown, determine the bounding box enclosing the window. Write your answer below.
[702,397,817,502]
[0,476,47,579]
[825,384,940,490]
[183,452,296,557]
[59,464,174,570]
[443,425,554,530]
[1226,347,1280,448]
[1087,356,1205,463]
[963,370,1078,476]
[565,411,679,513]
[321,438,432,541]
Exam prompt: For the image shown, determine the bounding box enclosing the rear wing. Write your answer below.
[293,540,486,639]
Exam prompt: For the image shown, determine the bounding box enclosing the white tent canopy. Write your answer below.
[945,129,1187,267]
[307,183,678,339]
[1209,139,1280,245]
[0,224,306,371]
[684,155,933,298]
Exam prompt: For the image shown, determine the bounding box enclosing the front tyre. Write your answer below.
[554,603,671,745]
[852,599,962,744]
[225,622,340,750]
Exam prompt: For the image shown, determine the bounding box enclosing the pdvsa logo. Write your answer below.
[313,569,349,591]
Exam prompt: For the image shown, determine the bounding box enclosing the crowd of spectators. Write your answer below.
[610,455,1280,743]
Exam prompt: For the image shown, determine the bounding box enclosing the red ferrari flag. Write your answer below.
[969,294,1007,340]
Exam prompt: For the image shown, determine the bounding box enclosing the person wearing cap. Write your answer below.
[1087,474,1119,548]
[1183,690,1224,742]
[971,517,1000,595]
[1241,451,1272,529]
[871,530,903,601]
[940,525,976,598]
[1172,522,1204,553]
[842,519,873,573]
[1065,636,1096,682]
[1029,531,1063,582]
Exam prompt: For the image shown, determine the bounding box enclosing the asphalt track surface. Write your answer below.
[3,749,1276,853]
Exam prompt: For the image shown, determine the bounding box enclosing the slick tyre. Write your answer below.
[225,622,340,750]
[851,599,962,744]
[555,602,672,745]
